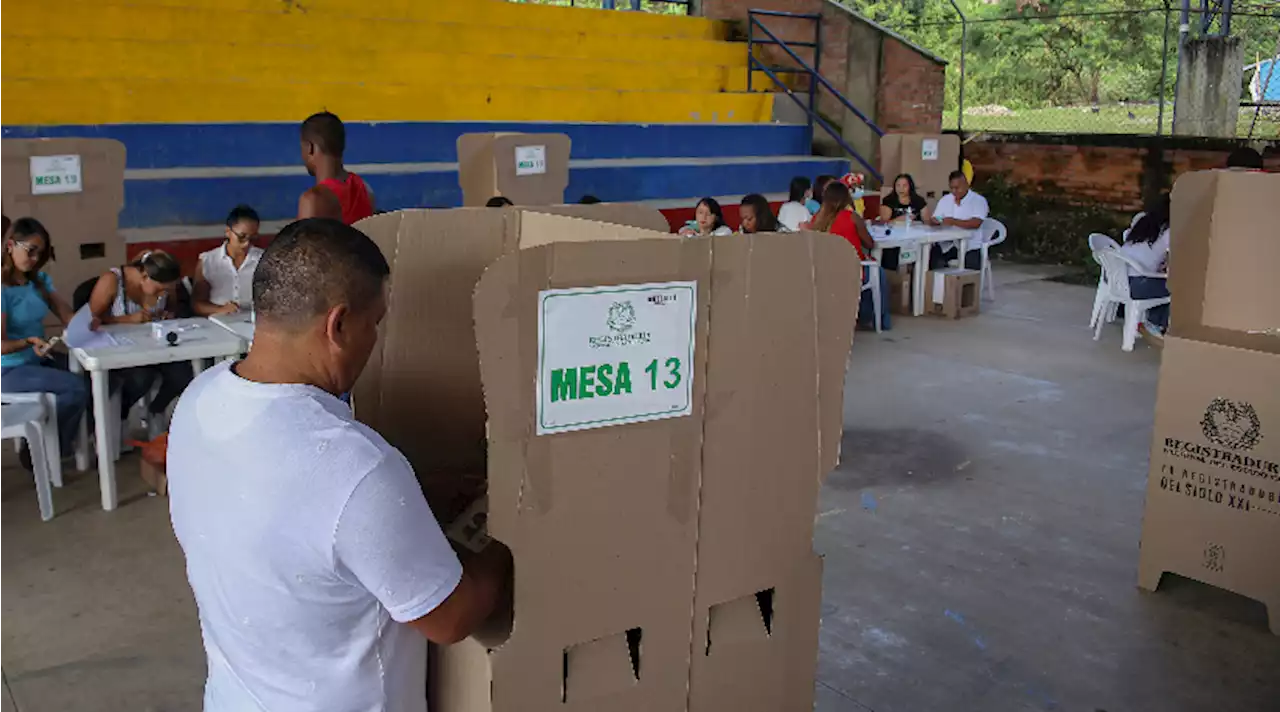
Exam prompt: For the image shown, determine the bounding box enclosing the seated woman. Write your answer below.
[807,174,837,215]
[810,183,890,331]
[87,250,193,425]
[777,177,811,232]
[876,173,929,270]
[194,205,263,316]
[1118,194,1171,334]
[678,197,733,237]
[739,194,781,234]
[1,216,88,465]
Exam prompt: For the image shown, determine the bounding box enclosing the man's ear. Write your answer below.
[325,304,350,345]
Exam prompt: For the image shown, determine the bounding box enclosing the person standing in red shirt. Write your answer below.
[298,112,375,225]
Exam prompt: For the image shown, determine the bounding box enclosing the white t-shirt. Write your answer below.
[777,201,810,232]
[1119,227,1170,276]
[167,362,462,712]
[932,189,989,223]
[199,244,263,308]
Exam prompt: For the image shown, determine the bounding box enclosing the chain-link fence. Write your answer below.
[844,1,1279,139]
[508,0,692,14]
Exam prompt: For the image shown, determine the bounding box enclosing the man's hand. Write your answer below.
[407,543,512,645]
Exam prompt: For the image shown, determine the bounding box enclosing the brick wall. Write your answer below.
[965,134,1280,213]
[877,37,944,133]
[701,0,946,171]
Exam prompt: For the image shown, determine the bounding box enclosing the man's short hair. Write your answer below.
[301,111,346,157]
[1226,147,1264,170]
[948,170,967,182]
[253,218,389,328]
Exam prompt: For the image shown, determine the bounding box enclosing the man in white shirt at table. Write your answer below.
[167,217,510,712]
[928,169,990,269]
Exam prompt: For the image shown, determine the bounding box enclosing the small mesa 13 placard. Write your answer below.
[536,281,697,435]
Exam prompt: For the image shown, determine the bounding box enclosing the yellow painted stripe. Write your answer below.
[80,0,729,41]
[2,78,774,125]
[2,37,750,93]
[3,3,744,67]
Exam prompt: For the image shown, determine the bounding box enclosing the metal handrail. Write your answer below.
[746,10,883,181]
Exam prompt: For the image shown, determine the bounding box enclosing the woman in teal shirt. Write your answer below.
[1,217,87,464]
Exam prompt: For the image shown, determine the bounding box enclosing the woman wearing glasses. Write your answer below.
[1,216,88,464]
[193,205,263,316]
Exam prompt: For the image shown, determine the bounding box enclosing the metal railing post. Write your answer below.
[810,14,821,137]
[947,0,967,133]
[747,13,755,93]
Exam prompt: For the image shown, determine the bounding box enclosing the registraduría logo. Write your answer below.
[1201,398,1263,452]
[607,301,637,334]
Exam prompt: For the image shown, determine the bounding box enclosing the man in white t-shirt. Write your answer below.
[167,218,509,712]
[928,170,990,269]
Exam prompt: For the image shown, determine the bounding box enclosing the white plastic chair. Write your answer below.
[961,218,1007,301]
[1093,250,1170,352]
[1,393,61,521]
[1088,233,1120,329]
[861,260,882,334]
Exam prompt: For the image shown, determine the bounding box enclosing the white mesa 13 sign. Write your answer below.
[536,281,697,435]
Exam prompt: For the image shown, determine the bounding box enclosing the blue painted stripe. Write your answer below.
[2,121,814,169]
[119,159,849,227]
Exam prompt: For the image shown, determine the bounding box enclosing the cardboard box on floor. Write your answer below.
[353,210,860,711]
[1,138,127,302]
[927,268,980,319]
[879,134,960,199]
[1137,170,1280,634]
[457,132,572,207]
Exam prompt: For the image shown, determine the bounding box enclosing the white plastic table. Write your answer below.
[68,318,248,510]
[209,311,255,344]
[870,223,980,316]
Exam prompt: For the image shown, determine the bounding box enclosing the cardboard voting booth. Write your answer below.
[879,134,960,199]
[1,138,127,301]
[1137,170,1280,634]
[457,133,571,207]
[352,207,861,711]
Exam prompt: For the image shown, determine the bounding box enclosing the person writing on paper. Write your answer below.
[1,216,88,465]
[739,194,781,234]
[87,250,193,424]
[167,218,510,712]
[928,170,989,269]
[193,205,263,316]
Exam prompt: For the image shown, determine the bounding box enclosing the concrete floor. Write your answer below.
[3,265,1277,711]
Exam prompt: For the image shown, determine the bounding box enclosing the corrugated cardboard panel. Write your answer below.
[473,235,713,711]
[352,208,676,519]
[2,138,127,297]
[1168,170,1280,355]
[521,203,672,234]
[695,231,858,598]
[458,133,571,207]
[879,134,959,197]
[1137,336,1280,634]
[689,554,823,712]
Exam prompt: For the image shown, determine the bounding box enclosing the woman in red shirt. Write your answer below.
[806,182,889,330]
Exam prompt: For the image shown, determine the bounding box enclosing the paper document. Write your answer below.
[63,306,119,349]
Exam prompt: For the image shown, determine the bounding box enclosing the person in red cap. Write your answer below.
[298,112,375,224]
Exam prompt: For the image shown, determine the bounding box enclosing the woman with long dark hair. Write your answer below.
[87,250,193,425]
[1,217,88,464]
[678,197,732,237]
[1119,193,1172,333]
[808,183,890,330]
[739,194,781,234]
[777,177,811,231]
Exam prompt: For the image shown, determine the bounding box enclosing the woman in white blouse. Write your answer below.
[194,205,263,316]
[1118,194,1171,333]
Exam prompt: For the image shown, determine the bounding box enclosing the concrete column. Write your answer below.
[1174,37,1246,138]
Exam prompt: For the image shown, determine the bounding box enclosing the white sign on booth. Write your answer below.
[921,139,939,161]
[30,154,83,195]
[515,145,547,176]
[536,281,697,435]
